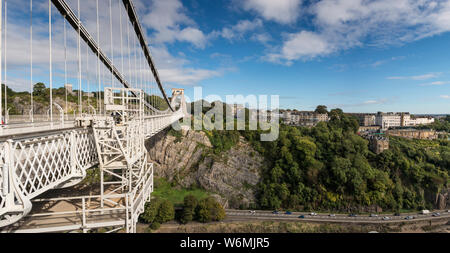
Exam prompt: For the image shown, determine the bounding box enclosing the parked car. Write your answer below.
[310,212,317,216]
[249,210,256,214]
[329,214,336,217]
[272,211,279,214]
[369,214,378,217]
[285,211,292,215]
[382,217,391,221]
[348,213,358,217]
[432,213,440,217]
[298,215,305,219]
[394,213,401,216]
[405,216,414,220]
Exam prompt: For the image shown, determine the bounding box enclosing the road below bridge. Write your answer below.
[225,209,450,224]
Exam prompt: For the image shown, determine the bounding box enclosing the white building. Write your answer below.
[413,117,435,125]
[64,84,75,95]
[401,113,435,127]
[376,112,402,130]
[376,112,435,129]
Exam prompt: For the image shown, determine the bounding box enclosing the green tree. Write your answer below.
[180,195,198,224]
[195,200,211,223]
[140,198,162,224]
[33,82,46,97]
[194,197,226,223]
[315,105,328,114]
[157,199,175,223]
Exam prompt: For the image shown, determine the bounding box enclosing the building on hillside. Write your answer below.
[348,113,376,126]
[375,112,402,130]
[401,113,435,127]
[283,111,329,127]
[367,135,389,154]
[375,112,435,130]
[64,84,75,96]
[358,126,381,132]
[386,129,438,140]
[412,116,435,125]
[83,92,95,98]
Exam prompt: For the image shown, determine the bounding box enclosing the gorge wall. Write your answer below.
[146,129,266,209]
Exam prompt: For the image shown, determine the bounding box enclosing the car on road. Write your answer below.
[394,213,401,216]
[348,214,358,217]
[310,212,318,216]
[285,211,292,215]
[405,216,414,220]
[329,214,336,217]
[298,215,305,219]
[447,210,450,213]
[249,210,256,214]
[432,212,440,217]
[272,211,279,214]
[382,217,391,221]
[369,214,378,217]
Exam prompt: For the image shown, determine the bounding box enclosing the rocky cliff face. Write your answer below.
[435,188,450,210]
[146,129,265,208]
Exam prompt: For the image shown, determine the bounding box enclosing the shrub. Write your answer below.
[150,222,161,230]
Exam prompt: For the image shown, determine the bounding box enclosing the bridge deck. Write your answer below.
[3,188,129,233]
[0,122,77,140]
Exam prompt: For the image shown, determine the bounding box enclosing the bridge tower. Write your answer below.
[92,87,153,233]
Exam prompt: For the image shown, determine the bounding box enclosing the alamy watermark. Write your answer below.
[171,87,280,141]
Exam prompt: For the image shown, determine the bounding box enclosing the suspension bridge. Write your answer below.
[0,0,188,233]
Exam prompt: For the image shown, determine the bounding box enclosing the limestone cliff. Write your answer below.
[146,129,264,208]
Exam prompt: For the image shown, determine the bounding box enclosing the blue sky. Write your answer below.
[136,0,450,114]
[3,0,450,114]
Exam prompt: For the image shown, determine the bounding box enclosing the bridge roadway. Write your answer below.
[225,209,450,224]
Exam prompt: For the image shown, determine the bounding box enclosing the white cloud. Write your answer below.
[150,46,221,86]
[158,68,221,86]
[140,0,207,48]
[266,0,450,64]
[440,95,450,99]
[216,19,263,41]
[329,97,393,108]
[387,73,441,81]
[1,0,221,92]
[267,31,332,65]
[251,33,272,44]
[371,56,405,67]
[362,99,388,105]
[421,81,450,86]
[243,0,302,24]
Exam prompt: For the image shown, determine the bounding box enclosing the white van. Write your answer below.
[420,210,430,214]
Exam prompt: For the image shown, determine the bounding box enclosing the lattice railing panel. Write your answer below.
[12,133,72,198]
[75,129,98,169]
[5,129,98,199]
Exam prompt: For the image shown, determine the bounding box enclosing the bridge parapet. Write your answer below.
[0,128,98,228]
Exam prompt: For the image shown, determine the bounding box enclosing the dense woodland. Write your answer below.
[245,110,449,212]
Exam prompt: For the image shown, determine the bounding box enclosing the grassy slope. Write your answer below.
[152,178,211,207]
